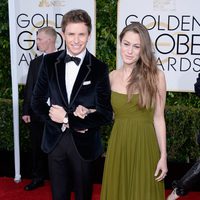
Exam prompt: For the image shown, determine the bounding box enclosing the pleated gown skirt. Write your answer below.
[100,91,165,200]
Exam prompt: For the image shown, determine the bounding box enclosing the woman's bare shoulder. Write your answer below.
[109,69,121,79]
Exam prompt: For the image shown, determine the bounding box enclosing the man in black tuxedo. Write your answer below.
[22,26,57,191]
[31,9,113,200]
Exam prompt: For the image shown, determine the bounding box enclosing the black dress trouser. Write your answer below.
[30,120,47,181]
[48,130,92,200]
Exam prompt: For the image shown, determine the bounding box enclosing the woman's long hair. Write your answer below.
[119,22,158,109]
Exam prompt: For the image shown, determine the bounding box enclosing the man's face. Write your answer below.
[62,22,90,56]
[36,31,51,53]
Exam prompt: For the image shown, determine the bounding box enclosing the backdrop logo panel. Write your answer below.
[117,0,200,92]
[11,0,96,84]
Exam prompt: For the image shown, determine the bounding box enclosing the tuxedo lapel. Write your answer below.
[69,51,91,107]
[54,51,69,107]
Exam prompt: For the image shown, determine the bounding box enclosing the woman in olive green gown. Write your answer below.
[100,22,168,200]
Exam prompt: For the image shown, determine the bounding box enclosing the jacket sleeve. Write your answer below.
[31,57,50,122]
[194,73,200,97]
[31,55,66,131]
[68,64,113,130]
[22,60,35,115]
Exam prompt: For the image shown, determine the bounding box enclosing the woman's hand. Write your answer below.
[73,105,96,119]
[154,157,168,182]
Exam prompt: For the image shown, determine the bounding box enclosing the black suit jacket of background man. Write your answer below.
[22,54,47,181]
[31,49,113,161]
[23,55,43,121]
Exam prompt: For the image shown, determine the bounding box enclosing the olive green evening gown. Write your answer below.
[100,91,165,200]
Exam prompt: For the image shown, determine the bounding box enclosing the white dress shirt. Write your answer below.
[65,49,86,103]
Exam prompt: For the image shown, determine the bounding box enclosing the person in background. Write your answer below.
[22,26,57,191]
[100,22,168,200]
[194,72,200,97]
[167,158,200,200]
[31,9,112,200]
[167,74,200,200]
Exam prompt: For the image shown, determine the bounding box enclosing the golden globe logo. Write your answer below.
[39,0,66,7]
[125,14,200,73]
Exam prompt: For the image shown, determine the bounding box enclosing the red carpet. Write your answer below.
[0,177,199,200]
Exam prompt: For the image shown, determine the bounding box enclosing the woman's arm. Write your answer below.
[153,70,168,181]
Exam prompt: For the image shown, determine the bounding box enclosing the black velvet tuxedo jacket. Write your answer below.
[31,49,113,160]
[23,55,43,122]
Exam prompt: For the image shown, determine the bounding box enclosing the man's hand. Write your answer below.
[22,115,31,123]
[49,105,66,123]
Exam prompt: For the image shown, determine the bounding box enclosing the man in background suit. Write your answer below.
[22,26,57,191]
[31,9,113,200]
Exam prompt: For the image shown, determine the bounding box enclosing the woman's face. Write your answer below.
[120,31,141,66]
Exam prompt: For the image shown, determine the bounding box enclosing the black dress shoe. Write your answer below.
[24,180,44,191]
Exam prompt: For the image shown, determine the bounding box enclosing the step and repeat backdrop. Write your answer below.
[9,0,200,91]
[8,0,200,181]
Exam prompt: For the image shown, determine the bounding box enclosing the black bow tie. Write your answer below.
[65,54,81,66]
